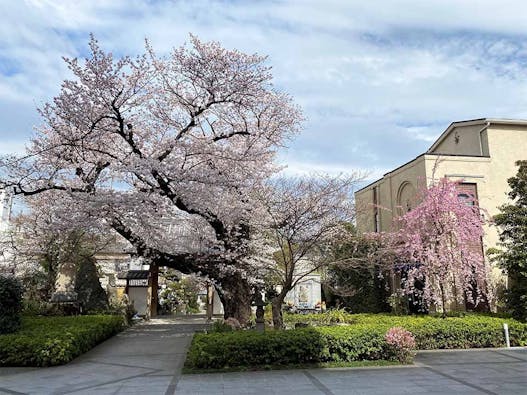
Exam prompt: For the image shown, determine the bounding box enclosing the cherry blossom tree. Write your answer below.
[255,174,360,328]
[0,35,302,323]
[1,193,114,297]
[391,178,489,315]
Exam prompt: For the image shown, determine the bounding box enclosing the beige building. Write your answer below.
[355,118,527,263]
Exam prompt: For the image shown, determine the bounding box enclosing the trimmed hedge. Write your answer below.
[185,314,527,370]
[284,313,527,349]
[185,325,388,369]
[0,276,23,334]
[0,315,124,366]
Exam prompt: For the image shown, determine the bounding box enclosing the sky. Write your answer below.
[2,0,527,183]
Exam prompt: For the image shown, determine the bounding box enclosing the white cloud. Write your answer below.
[3,0,527,175]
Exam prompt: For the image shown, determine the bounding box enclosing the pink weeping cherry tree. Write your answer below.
[391,178,489,315]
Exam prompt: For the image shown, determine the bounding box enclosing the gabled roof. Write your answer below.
[427,118,527,153]
[355,118,527,195]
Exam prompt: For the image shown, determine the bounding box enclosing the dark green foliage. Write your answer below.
[209,320,234,333]
[184,313,527,370]
[185,325,388,369]
[74,257,108,313]
[493,160,527,321]
[285,312,527,348]
[326,231,390,313]
[0,276,23,334]
[326,264,390,313]
[0,315,124,366]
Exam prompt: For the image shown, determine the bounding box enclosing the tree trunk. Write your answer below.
[149,264,159,318]
[217,272,252,326]
[271,293,286,329]
[439,282,447,318]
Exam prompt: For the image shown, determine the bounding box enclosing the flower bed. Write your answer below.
[0,315,124,366]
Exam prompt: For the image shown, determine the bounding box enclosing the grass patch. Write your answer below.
[0,315,125,367]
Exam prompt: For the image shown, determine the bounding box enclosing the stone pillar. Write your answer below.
[53,261,77,294]
[206,282,214,322]
[50,261,79,312]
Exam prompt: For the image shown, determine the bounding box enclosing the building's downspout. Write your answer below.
[478,121,490,156]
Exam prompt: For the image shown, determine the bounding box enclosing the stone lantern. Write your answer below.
[253,290,266,332]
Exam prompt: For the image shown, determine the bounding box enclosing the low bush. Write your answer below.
[185,313,527,371]
[186,325,397,370]
[284,312,527,349]
[385,327,416,363]
[0,275,23,334]
[209,320,234,333]
[0,315,124,366]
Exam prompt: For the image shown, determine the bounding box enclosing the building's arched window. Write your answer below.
[396,181,416,215]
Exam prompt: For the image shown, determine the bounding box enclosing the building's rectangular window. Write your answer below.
[457,183,478,206]
[373,186,380,232]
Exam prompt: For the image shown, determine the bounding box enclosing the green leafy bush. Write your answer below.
[209,320,234,333]
[285,312,527,349]
[0,315,124,366]
[185,325,392,370]
[0,275,23,334]
[185,313,527,370]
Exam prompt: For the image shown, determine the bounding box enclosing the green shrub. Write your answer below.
[0,275,23,334]
[185,313,527,370]
[209,320,234,333]
[284,312,527,349]
[185,325,390,369]
[0,315,124,366]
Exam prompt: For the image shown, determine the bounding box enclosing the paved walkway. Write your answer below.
[0,318,525,394]
[176,348,527,395]
[0,316,209,395]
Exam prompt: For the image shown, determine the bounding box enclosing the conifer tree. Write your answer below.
[494,160,527,321]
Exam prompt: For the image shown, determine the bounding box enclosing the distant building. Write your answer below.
[355,118,527,309]
[283,273,322,311]
[0,189,13,272]
[0,188,12,232]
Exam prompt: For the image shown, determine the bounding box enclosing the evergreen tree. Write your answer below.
[326,226,391,313]
[494,160,527,321]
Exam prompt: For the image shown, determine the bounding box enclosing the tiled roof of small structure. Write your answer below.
[125,270,149,280]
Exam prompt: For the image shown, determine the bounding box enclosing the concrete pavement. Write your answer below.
[0,316,209,395]
[0,317,525,394]
[175,348,527,395]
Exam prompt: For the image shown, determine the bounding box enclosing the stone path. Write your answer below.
[0,316,209,395]
[175,348,527,395]
[1,319,526,394]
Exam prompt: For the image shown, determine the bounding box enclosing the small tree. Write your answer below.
[392,178,488,315]
[0,275,22,334]
[493,161,527,321]
[257,175,360,329]
[5,196,113,305]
